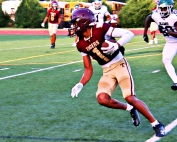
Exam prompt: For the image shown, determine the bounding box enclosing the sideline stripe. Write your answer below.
[146,118,177,142]
[0,60,82,81]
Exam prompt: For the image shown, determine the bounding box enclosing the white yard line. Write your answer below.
[0,60,82,80]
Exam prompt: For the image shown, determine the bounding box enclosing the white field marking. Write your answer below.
[73,69,82,72]
[125,44,164,52]
[146,118,177,142]
[0,68,9,71]
[0,60,82,81]
[152,70,161,73]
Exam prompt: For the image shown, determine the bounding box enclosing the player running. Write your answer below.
[70,8,165,137]
[41,1,61,49]
[143,0,177,91]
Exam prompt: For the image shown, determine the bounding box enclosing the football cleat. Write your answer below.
[171,83,177,91]
[153,121,165,137]
[130,107,141,127]
[51,43,55,49]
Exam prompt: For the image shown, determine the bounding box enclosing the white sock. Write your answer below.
[126,103,133,111]
[151,120,159,127]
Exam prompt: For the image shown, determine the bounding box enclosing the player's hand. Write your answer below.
[71,83,83,98]
[143,34,149,43]
[41,23,45,27]
[101,40,119,55]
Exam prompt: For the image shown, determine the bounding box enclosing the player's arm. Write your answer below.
[101,27,133,55]
[105,14,111,22]
[43,16,49,24]
[166,21,177,37]
[41,11,49,27]
[104,8,111,22]
[106,27,134,46]
[167,31,177,37]
[58,13,61,25]
[143,14,154,42]
[80,55,93,85]
[71,54,93,98]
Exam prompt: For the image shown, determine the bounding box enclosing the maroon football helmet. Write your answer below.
[70,8,95,36]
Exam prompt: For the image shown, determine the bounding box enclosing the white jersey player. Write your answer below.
[143,0,177,90]
[89,0,110,23]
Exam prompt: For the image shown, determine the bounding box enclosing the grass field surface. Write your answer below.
[0,34,177,142]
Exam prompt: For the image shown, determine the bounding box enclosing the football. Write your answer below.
[101,39,117,48]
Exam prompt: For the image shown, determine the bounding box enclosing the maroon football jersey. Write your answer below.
[77,23,119,65]
[46,8,60,24]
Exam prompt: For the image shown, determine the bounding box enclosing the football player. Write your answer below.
[41,1,61,49]
[143,0,177,90]
[70,8,165,137]
[89,0,111,23]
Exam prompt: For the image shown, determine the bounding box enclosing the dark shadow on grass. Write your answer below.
[0,135,137,142]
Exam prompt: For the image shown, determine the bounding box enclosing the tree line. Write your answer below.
[1,0,177,28]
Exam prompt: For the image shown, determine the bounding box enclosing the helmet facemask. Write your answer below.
[157,0,174,18]
[92,0,102,10]
[52,3,58,10]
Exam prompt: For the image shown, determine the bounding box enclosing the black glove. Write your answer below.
[119,46,125,55]
[143,34,149,43]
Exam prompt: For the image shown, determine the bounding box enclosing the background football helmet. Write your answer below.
[51,1,58,10]
[70,8,95,35]
[157,0,174,18]
[74,4,80,10]
[92,0,102,10]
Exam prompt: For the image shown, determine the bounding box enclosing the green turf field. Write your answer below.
[0,34,177,142]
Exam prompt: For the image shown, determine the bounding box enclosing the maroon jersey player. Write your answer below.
[41,1,61,49]
[70,8,165,137]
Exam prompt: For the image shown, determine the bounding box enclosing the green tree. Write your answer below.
[0,5,13,27]
[119,0,155,28]
[15,0,46,28]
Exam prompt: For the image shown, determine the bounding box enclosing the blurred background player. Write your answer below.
[72,4,80,46]
[110,10,121,28]
[41,1,61,49]
[149,6,158,44]
[89,0,111,23]
[143,0,177,90]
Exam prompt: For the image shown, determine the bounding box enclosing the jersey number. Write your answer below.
[158,25,174,36]
[96,15,99,22]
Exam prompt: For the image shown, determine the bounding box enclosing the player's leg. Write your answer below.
[149,23,154,44]
[153,31,158,44]
[50,24,58,49]
[48,23,55,49]
[96,60,140,126]
[162,42,177,90]
[119,58,165,137]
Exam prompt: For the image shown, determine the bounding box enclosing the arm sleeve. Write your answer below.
[104,6,110,16]
[105,27,134,46]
